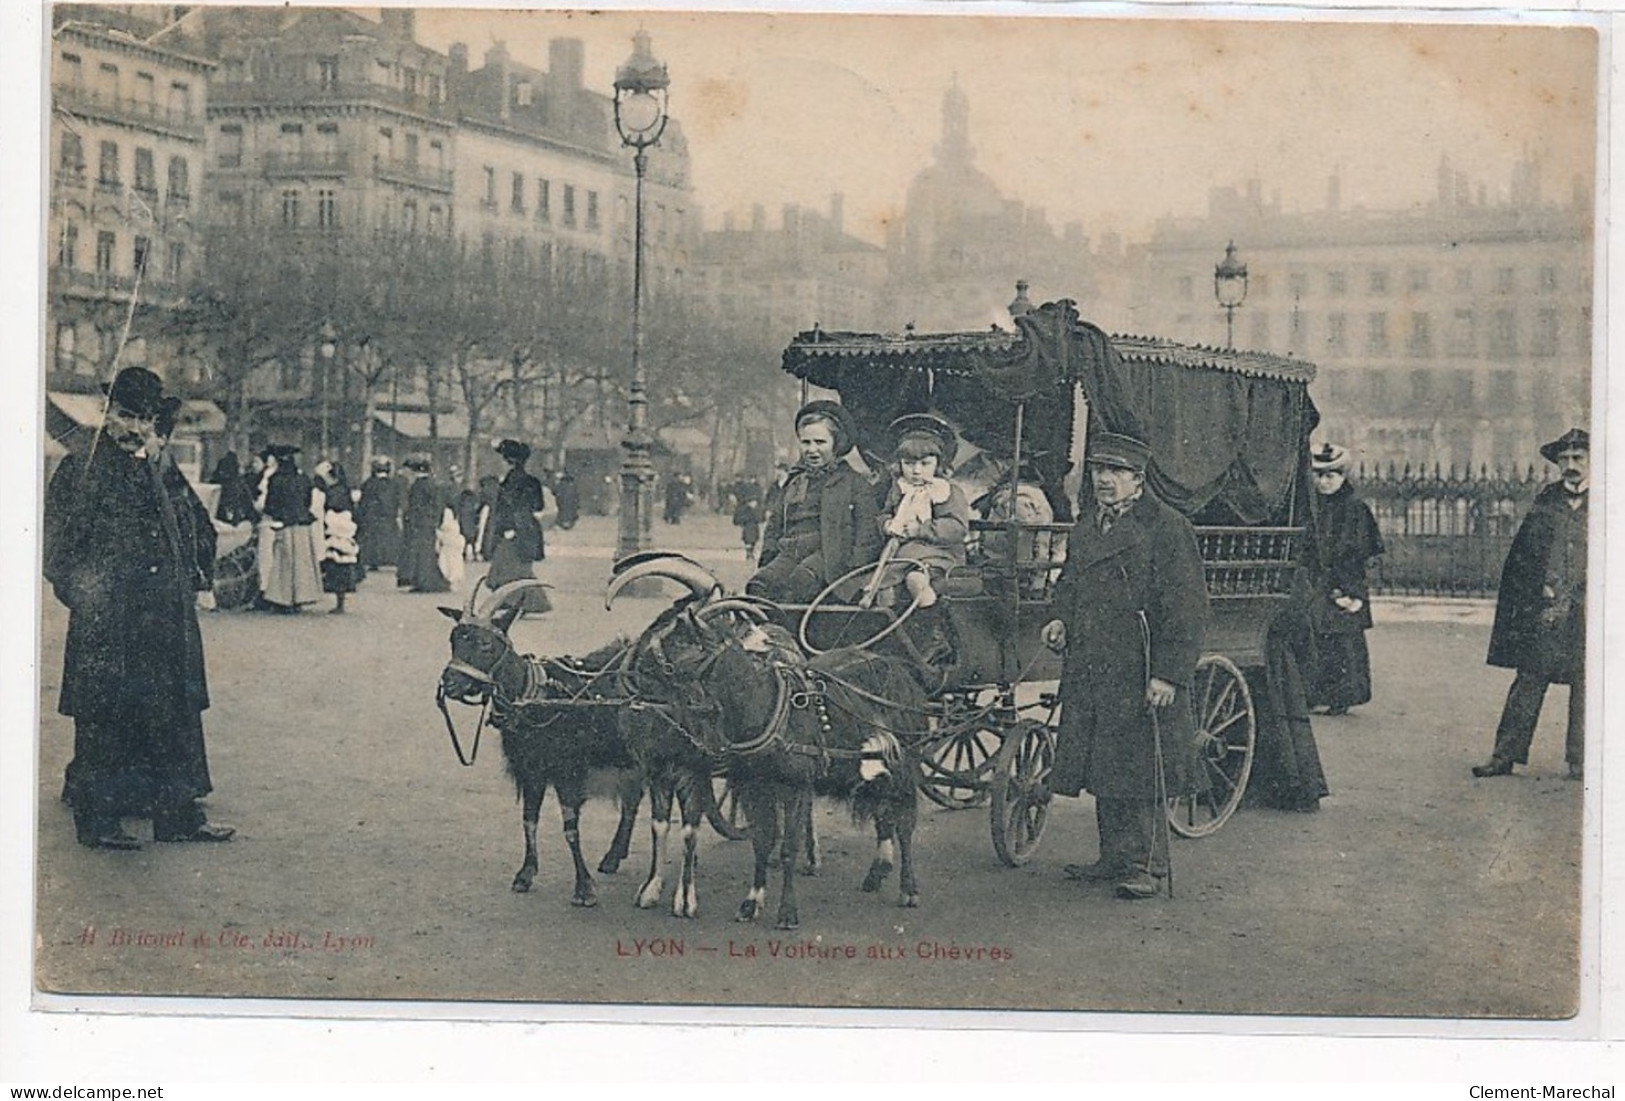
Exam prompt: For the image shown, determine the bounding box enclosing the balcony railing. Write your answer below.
[209,78,453,120]
[49,267,185,304]
[373,156,453,193]
[264,150,351,177]
[54,84,203,139]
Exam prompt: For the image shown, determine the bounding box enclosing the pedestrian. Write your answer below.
[453,467,483,561]
[485,439,551,615]
[748,400,883,602]
[1040,432,1208,900]
[354,456,404,571]
[397,454,451,593]
[553,469,580,530]
[207,450,259,527]
[258,444,324,613]
[1305,443,1385,716]
[1472,427,1589,781]
[663,472,691,525]
[732,482,763,561]
[44,367,234,849]
[313,460,362,615]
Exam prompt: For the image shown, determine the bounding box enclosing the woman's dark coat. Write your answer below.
[44,436,213,726]
[1049,492,1210,800]
[1488,482,1587,684]
[398,473,450,591]
[355,472,404,567]
[491,467,546,562]
[757,464,883,585]
[1306,482,1384,634]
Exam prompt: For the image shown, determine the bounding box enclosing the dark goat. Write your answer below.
[611,560,927,930]
[439,580,642,905]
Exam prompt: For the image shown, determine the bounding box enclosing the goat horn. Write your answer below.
[695,598,770,625]
[605,557,721,609]
[479,579,553,619]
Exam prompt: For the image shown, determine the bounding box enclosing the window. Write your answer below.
[167,156,189,202]
[1176,275,1194,300]
[1410,370,1434,404]
[168,81,189,120]
[404,132,419,166]
[1490,370,1516,405]
[97,62,118,98]
[167,241,185,281]
[1450,309,1476,356]
[426,205,442,234]
[1366,313,1389,356]
[430,140,445,170]
[1368,368,1391,414]
[1455,268,1473,292]
[317,188,337,230]
[317,57,339,89]
[95,230,115,273]
[218,125,242,169]
[218,191,244,226]
[1539,266,1559,292]
[401,199,417,232]
[1288,272,1309,299]
[537,178,550,222]
[1452,370,1475,410]
[1488,309,1517,358]
[1407,268,1430,293]
[562,184,576,227]
[315,122,339,154]
[483,166,496,208]
[511,172,525,213]
[516,80,532,107]
[586,190,600,231]
[1327,270,1347,296]
[279,123,303,158]
[1369,268,1389,295]
[134,147,156,196]
[1407,312,1433,358]
[1326,312,1347,352]
[97,141,119,187]
[404,69,418,97]
[1532,309,1559,357]
[135,71,156,107]
[281,188,301,227]
[59,132,84,179]
[58,221,78,268]
[1496,267,1516,294]
[59,51,83,91]
[377,127,394,163]
[132,236,150,276]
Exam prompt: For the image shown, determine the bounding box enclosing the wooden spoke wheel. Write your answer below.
[212,542,259,611]
[1167,654,1257,839]
[799,558,925,656]
[920,717,999,810]
[990,719,1056,866]
[704,769,749,841]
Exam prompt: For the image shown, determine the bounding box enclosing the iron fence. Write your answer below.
[1354,463,1552,598]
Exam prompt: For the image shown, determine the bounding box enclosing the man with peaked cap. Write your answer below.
[1473,428,1590,781]
[1040,431,1208,899]
[45,367,234,849]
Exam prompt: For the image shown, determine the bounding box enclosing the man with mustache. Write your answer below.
[45,367,234,849]
[1473,428,1590,782]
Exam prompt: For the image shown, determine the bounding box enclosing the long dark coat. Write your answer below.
[398,473,451,592]
[355,473,404,567]
[1049,492,1210,800]
[758,464,883,586]
[1488,482,1587,684]
[1307,482,1384,634]
[47,438,217,814]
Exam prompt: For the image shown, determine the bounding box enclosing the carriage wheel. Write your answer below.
[990,719,1055,866]
[920,709,999,809]
[704,770,749,841]
[1167,654,1257,839]
[212,543,259,611]
[798,558,925,656]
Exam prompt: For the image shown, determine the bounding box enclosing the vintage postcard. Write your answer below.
[12,0,1614,1072]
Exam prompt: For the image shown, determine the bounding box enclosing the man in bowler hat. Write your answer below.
[45,367,234,848]
[1041,432,1208,899]
[1473,428,1590,781]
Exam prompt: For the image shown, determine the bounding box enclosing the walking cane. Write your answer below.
[1137,610,1175,900]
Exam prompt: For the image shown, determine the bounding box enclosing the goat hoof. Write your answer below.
[572,893,599,908]
[861,862,893,893]
[799,863,820,877]
[899,893,920,909]
[735,900,760,923]
[634,877,664,909]
[511,875,535,894]
[776,912,800,931]
[597,857,622,875]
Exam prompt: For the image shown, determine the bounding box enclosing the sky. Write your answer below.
[410,4,1599,247]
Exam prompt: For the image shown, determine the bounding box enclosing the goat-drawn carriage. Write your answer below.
[773,295,1321,865]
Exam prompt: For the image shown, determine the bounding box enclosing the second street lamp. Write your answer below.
[1214,240,1249,350]
[612,30,670,568]
[318,321,337,459]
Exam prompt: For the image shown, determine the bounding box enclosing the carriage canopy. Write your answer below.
[782,298,1320,527]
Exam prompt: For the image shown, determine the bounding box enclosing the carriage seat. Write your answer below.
[940,565,985,600]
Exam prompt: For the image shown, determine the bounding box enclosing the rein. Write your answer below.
[436,684,490,766]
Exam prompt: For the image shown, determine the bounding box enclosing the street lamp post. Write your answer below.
[1214,240,1249,349]
[612,30,670,568]
[318,321,337,458]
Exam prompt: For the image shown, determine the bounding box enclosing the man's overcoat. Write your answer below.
[1049,492,1210,800]
[44,436,212,726]
[758,465,883,585]
[1487,482,1587,684]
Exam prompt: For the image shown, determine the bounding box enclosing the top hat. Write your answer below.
[1539,427,1589,464]
[1310,442,1352,473]
[102,367,165,419]
[495,438,531,465]
[889,412,959,467]
[794,400,857,457]
[1084,431,1151,473]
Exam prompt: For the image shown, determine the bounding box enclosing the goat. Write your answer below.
[609,557,927,930]
[438,579,642,905]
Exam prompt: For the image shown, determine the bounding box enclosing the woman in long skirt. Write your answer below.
[398,455,451,594]
[259,444,324,612]
[486,439,551,615]
[1306,443,1385,715]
